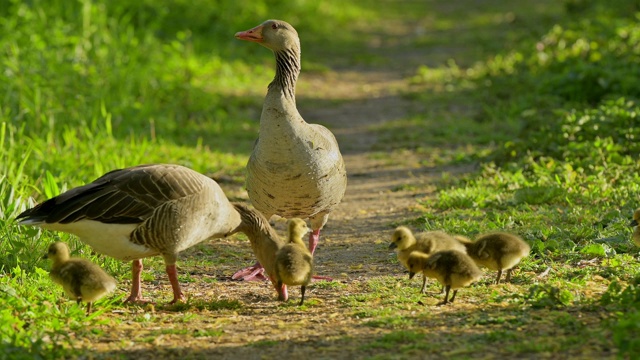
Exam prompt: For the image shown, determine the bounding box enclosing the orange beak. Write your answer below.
[235,24,264,43]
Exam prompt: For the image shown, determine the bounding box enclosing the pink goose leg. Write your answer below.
[232,261,269,281]
[166,264,186,304]
[124,259,146,303]
[309,228,332,281]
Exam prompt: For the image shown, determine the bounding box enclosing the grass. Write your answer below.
[2,0,640,358]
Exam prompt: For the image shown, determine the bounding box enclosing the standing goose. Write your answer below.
[407,250,482,306]
[275,218,314,305]
[17,164,286,303]
[630,209,640,247]
[456,232,530,284]
[45,241,117,314]
[389,226,467,293]
[232,19,347,281]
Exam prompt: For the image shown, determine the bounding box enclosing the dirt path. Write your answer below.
[302,72,444,275]
[87,17,478,360]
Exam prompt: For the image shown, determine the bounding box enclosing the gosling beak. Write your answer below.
[409,272,416,280]
[630,219,638,227]
[43,254,48,260]
[235,24,264,43]
[388,243,397,250]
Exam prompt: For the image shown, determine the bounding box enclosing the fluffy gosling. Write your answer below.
[45,242,117,313]
[630,209,640,247]
[275,218,314,305]
[390,226,467,293]
[407,250,481,305]
[457,232,530,284]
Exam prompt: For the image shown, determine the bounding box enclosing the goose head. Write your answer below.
[235,19,300,52]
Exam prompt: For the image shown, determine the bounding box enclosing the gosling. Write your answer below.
[45,242,117,314]
[275,218,314,305]
[389,226,467,293]
[407,250,481,305]
[456,232,530,284]
[630,209,640,247]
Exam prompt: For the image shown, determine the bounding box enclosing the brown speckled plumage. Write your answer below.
[236,20,346,268]
[17,164,285,303]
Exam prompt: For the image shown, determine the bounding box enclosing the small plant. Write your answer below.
[524,284,574,309]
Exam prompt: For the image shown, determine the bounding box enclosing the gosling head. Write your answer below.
[44,242,71,264]
[406,251,429,280]
[389,226,415,251]
[630,208,640,227]
[287,218,309,243]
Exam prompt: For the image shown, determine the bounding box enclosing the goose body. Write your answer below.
[275,218,314,305]
[457,232,530,284]
[630,209,640,247]
[407,250,481,305]
[17,164,285,303]
[389,226,467,293]
[45,242,117,313]
[233,19,347,281]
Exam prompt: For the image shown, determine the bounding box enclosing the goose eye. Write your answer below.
[272,23,279,30]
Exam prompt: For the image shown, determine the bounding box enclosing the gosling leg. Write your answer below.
[438,285,452,306]
[449,290,458,303]
[299,285,306,306]
[505,268,514,282]
[420,276,427,294]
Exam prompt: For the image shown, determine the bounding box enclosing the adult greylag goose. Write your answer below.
[407,250,482,306]
[455,232,530,284]
[45,241,117,314]
[275,218,314,305]
[233,19,347,281]
[630,209,640,246]
[389,226,467,293]
[17,164,286,303]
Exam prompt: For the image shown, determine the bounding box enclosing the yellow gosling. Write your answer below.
[275,218,314,305]
[630,209,640,247]
[45,242,117,314]
[458,232,530,284]
[407,250,481,305]
[390,226,467,293]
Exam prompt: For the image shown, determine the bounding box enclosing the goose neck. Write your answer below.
[268,48,300,100]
